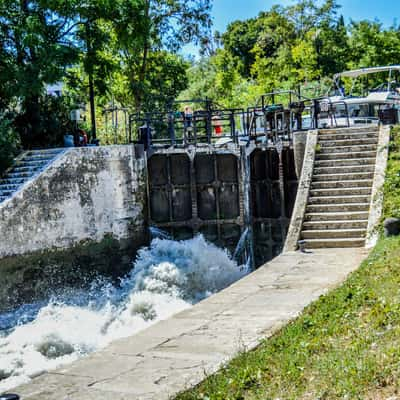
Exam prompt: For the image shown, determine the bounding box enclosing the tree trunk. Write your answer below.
[134,0,150,114]
[88,69,97,140]
[86,22,97,140]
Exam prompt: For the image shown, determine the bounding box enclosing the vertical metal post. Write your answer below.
[128,115,132,143]
[276,138,286,219]
[313,99,319,129]
[275,137,287,248]
[125,110,128,144]
[206,109,212,144]
[230,112,236,143]
[168,112,176,146]
[240,145,255,270]
[263,110,268,142]
[145,114,151,149]
[193,113,198,145]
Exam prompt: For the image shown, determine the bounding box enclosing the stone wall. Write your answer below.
[0,145,147,259]
[293,130,308,178]
[284,130,318,252]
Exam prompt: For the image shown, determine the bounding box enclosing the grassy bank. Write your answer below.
[175,127,400,400]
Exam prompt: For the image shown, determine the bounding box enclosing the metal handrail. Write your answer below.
[130,107,246,148]
[129,92,386,149]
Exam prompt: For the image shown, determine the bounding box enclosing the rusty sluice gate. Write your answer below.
[147,145,298,267]
[147,149,243,252]
[139,94,305,267]
[250,148,298,264]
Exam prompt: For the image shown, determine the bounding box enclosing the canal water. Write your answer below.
[0,235,248,392]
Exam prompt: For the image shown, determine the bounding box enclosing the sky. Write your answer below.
[211,0,400,32]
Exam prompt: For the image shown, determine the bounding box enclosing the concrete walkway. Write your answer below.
[16,248,368,400]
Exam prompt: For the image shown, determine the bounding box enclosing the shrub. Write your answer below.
[0,114,20,175]
[14,95,75,149]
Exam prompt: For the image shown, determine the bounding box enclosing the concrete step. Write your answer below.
[302,220,368,230]
[319,138,378,147]
[12,165,42,173]
[22,156,54,163]
[318,144,377,154]
[318,132,379,141]
[316,151,377,161]
[311,179,373,189]
[314,165,375,175]
[306,203,370,213]
[308,195,371,205]
[0,178,25,185]
[314,158,376,167]
[17,160,51,167]
[0,185,20,192]
[312,172,374,182]
[7,172,34,179]
[0,189,15,196]
[302,228,366,239]
[319,127,378,134]
[310,187,372,197]
[303,238,365,248]
[26,148,64,156]
[304,211,369,222]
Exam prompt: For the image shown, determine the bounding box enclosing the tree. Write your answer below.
[222,18,260,77]
[349,21,400,69]
[55,0,145,139]
[115,0,212,113]
[0,0,79,147]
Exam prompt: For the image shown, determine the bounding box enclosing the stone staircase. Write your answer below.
[0,148,65,203]
[301,126,379,248]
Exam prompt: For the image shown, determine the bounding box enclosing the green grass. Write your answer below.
[383,126,400,221]
[175,127,400,400]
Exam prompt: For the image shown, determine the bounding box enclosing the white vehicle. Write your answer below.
[316,65,400,128]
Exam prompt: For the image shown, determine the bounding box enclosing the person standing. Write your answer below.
[212,115,223,135]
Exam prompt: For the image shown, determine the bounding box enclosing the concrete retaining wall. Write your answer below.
[366,125,391,247]
[283,130,318,252]
[293,130,308,178]
[0,145,147,259]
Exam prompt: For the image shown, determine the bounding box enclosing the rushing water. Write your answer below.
[0,235,247,392]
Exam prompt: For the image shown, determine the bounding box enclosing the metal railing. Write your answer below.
[129,93,392,149]
[130,107,246,148]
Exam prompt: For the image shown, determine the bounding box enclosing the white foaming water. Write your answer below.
[0,235,247,392]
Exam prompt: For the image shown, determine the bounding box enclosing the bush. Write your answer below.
[382,126,400,220]
[14,95,75,149]
[0,115,20,175]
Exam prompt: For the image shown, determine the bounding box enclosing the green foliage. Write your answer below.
[184,0,400,110]
[111,0,211,112]
[14,95,75,148]
[0,0,80,147]
[0,115,20,174]
[382,126,400,220]
[0,0,210,146]
[3,0,400,148]
[116,50,190,112]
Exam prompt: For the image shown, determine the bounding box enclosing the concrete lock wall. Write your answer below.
[0,145,147,259]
